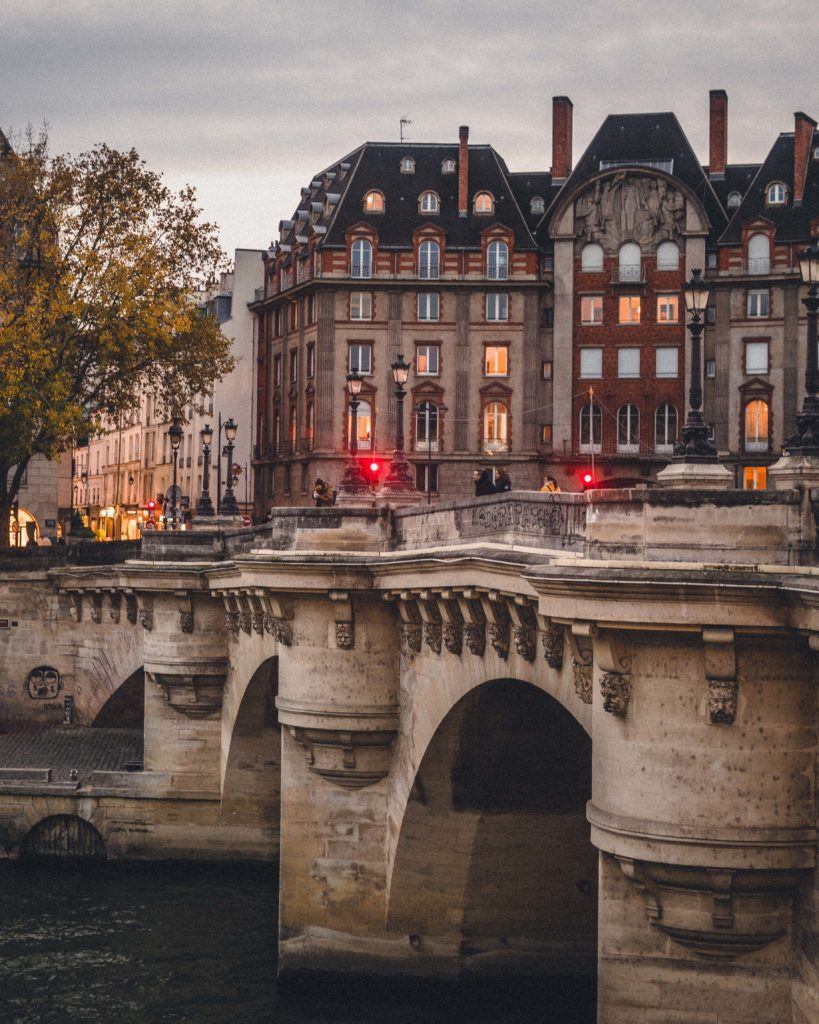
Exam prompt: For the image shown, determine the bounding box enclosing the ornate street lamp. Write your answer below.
[336,366,370,500]
[783,241,819,453]
[673,268,717,460]
[196,423,215,517]
[379,353,420,499]
[168,418,183,530]
[221,417,240,515]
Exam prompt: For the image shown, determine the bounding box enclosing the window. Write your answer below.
[348,342,372,375]
[727,191,742,209]
[580,295,603,324]
[273,354,282,387]
[541,360,553,381]
[744,399,769,451]
[657,294,679,323]
[655,403,677,453]
[274,309,281,337]
[580,347,602,378]
[618,347,640,378]
[487,240,509,279]
[745,340,769,375]
[419,239,440,279]
[351,238,373,278]
[418,292,440,321]
[288,405,298,446]
[747,233,770,275]
[415,402,439,451]
[619,296,641,324]
[656,347,679,378]
[530,196,545,214]
[656,241,680,271]
[766,182,786,206]
[483,402,508,453]
[579,404,602,453]
[617,403,640,453]
[307,294,316,324]
[441,158,456,174]
[581,243,604,272]
[364,190,384,213]
[400,157,415,174]
[619,242,641,281]
[289,303,298,330]
[306,343,315,379]
[289,349,297,383]
[484,345,509,376]
[305,401,315,449]
[350,291,372,320]
[416,463,439,493]
[486,293,509,321]
[748,290,769,318]
[416,344,440,376]
[540,424,553,445]
[475,192,494,214]
[706,306,717,324]
[419,191,439,214]
[349,399,373,450]
[706,359,716,378]
[743,466,767,490]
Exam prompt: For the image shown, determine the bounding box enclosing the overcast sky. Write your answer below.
[2,0,816,259]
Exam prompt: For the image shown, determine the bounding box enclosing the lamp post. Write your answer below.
[336,367,371,502]
[379,353,421,501]
[783,241,819,453]
[221,417,240,515]
[168,418,183,530]
[673,268,717,460]
[196,423,215,517]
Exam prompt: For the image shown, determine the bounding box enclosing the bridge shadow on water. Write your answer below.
[0,860,594,1024]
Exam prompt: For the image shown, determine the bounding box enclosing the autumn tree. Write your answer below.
[0,128,233,545]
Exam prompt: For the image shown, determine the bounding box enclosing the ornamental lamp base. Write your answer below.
[655,461,733,490]
[375,451,424,508]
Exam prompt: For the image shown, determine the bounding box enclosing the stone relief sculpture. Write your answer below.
[575,173,685,251]
[707,678,738,725]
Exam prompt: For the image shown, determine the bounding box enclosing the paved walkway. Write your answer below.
[0,726,143,782]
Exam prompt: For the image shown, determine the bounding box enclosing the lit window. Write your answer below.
[530,196,545,214]
[579,404,601,452]
[617,403,640,452]
[419,191,439,214]
[400,157,415,174]
[288,405,297,443]
[619,296,641,324]
[748,290,769,318]
[655,403,677,453]
[351,238,373,278]
[580,347,602,379]
[482,402,508,452]
[747,233,771,275]
[441,158,456,174]
[486,293,509,321]
[484,345,509,376]
[474,192,494,214]
[415,402,439,451]
[364,191,384,213]
[350,292,372,320]
[744,399,769,451]
[348,343,372,375]
[418,292,440,321]
[766,182,786,206]
[416,344,440,376]
[487,240,509,279]
[419,239,440,279]
[656,347,679,378]
[657,294,679,323]
[581,295,603,324]
[541,360,553,381]
[618,347,640,379]
[619,242,641,281]
[581,243,604,272]
[727,191,742,209]
[349,399,372,450]
[540,424,553,445]
[656,241,680,271]
[743,466,767,490]
[745,341,769,375]
[305,402,315,447]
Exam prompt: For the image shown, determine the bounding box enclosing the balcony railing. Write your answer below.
[744,438,769,453]
[419,262,440,280]
[414,439,440,452]
[611,263,645,284]
[481,438,509,455]
[487,264,509,281]
[746,258,772,276]
[617,442,639,454]
[579,442,602,455]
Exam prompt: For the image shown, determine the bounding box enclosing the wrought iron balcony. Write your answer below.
[481,438,509,455]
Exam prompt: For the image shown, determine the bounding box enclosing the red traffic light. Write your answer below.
[369,462,379,473]
[581,471,596,489]
[146,500,156,510]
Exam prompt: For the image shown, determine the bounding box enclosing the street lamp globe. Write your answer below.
[168,419,184,451]
[346,368,363,396]
[200,423,214,447]
[798,241,819,288]
[684,268,710,319]
[391,353,411,387]
[223,417,238,442]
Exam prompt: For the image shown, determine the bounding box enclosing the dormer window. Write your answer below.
[441,158,456,174]
[530,196,545,214]
[727,191,742,209]
[474,192,494,215]
[400,157,415,174]
[364,190,385,213]
[419,191,439,214]
[766,182,786,206]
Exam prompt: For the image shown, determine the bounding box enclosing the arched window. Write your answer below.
[419,239,440,279]
[474,192,494,214]
[305,401,315,450]
[400,157,415,174]
[364,190,384,213]
[655,403,677,453]
[747,233,770,275]
[766,182,786,206]
[619,242,641,281]
[617,403,640,453]
[656,241,680,271]
[581,243,604,272]
[579,404,602,453]
[415,402,439,451]
[351,238,373,278]
[349,399,373,451]
[530,196,545,214]
[482,401,508,453]
[727,191,742,209]
[419,191,439,214]
[744,399,769,452]
[487,240,509,280]
[441,158,456,174]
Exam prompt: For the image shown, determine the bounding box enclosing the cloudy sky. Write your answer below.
[2,1,815,258]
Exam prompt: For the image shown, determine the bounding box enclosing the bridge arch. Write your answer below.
[92,667,145,728]
[387,678,596,977]
[22,814,107,860]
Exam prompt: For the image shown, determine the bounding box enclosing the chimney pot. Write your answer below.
[551,96,573,183]
[709,89,728,179]
[458,125,469,217]
[793,111,817,205]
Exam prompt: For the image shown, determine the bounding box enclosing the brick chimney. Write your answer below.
[458,125,469,217]
[709,89,728,179]
[551,96,573,183]
[793,111,817,205]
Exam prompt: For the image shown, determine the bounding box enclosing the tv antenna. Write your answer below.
[400,117,412,142]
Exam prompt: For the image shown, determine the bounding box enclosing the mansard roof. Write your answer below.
[706,163,761,210]
[719,130,819,245]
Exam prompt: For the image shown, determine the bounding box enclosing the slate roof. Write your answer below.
[719,130,819,245]
[706,163,760,211]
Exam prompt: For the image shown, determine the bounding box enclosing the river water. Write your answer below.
[0,861,595,1024]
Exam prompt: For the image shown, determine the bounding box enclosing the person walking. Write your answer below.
[473,468,495,497]
[494,467,512,493]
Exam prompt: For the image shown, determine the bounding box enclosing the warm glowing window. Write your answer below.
[657,294,679,323]
[744,399,769,451]
[743,466,767,490]
[619,296,641,324]
[484,345,509,376]
[474,192,494,214]
[416,344,440,376]
[305,402,314,445]
[483,403,508,445]
[349,400,372,450]
[364,191,384,213]
[419,191,439,214]
[581,295,603,324]
[288,405,297,443]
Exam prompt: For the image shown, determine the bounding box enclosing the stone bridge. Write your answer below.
[1,488,819,1022]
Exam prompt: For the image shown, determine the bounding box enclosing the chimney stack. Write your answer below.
[458,125,469,217]
[551,96,573,183]
[793,111,817,205]
[709,89,728,179]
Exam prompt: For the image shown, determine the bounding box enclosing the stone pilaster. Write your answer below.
[454,290,469,451]
[714,286,731,450]
[522,291,540,451]
[783,282,800,440]
[315,289,337,450]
